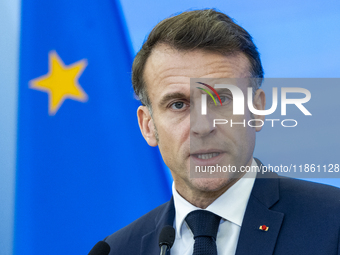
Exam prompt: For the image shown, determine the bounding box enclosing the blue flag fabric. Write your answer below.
[15,1,171,254]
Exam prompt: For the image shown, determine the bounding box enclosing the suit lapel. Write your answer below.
[235,169,284,255]
[141,197,175,255]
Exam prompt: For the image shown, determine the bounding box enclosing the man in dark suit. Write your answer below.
[104,9,340,254]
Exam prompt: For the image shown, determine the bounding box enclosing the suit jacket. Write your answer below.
[104,162,340,254]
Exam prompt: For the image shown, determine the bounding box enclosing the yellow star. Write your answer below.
[29,50,88,115]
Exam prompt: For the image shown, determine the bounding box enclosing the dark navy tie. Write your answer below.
[185,210,221,255]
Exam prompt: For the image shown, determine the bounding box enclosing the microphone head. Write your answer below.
[88,241,110,255]
[159,225,175,249]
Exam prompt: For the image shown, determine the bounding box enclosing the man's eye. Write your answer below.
[219,96,228,104]
[216,95,232,105]
[170,101,185,110]
[208,95,231,105]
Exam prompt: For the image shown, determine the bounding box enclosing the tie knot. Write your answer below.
[185,210,221,240]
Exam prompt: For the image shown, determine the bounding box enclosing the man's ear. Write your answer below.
[252,89,266,132]
[137,106,158,147]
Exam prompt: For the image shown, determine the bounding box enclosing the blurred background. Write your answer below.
[0,0,339,254]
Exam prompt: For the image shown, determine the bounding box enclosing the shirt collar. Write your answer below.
[172,158,257,238]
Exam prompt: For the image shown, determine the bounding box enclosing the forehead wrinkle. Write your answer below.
[155,64,245,85]
[147,46,251,81]
[156,67,190,84]
[203,58,251,78]
[145,60,190,88]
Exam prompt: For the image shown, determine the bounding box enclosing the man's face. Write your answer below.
[138,44,265,199]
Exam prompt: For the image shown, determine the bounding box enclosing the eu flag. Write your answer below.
[15,0,171,254]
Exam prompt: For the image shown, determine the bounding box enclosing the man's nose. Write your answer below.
[190,103,216,137]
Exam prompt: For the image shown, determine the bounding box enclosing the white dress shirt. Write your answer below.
[170,159,257,255]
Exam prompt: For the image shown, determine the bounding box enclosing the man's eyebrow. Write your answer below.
[214,88,233,94]
[158,92,188,107]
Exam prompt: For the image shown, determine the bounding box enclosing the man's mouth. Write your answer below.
[192,152,220,160]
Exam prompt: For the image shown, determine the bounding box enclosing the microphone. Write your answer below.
[159,225,175,255]
[88,241,111,255]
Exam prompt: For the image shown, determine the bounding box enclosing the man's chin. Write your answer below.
[189,176,239,193]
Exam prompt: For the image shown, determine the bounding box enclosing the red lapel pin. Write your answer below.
[259,225,269,231]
